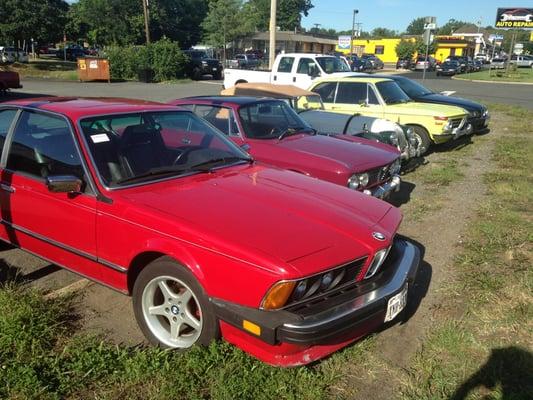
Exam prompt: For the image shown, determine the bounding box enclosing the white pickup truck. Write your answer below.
[510,55,533,68]
[223,53,359,90]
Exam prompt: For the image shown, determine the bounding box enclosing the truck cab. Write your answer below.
[223,53,360,90]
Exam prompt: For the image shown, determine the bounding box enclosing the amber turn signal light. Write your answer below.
[261,281,296,310]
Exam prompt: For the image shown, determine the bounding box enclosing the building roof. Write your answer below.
[250,31,337,45]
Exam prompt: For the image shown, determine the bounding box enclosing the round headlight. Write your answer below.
[320,272,334,291]
[389,131,400,146]
[358,173,369,187]
[348,175,360,190]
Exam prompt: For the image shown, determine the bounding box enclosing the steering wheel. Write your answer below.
[172,146,204,165]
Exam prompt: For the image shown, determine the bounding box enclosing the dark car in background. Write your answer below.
[55,45,86,61]
[229,54,261,69]
[374,74,490,133]
[346,55,373,72]
[436,60,461,76]
[183,50,223,80]
[396,58,413,69]
[445,56,468,73]
[362,54,384,69]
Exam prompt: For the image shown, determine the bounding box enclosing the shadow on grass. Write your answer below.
[430,134,474,154]
[450,346,533,400]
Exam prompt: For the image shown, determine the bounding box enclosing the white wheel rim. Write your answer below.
[141,275,203,348]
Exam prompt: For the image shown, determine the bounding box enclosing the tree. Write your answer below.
[395,39,417,59]
[242,0,313,31]
[371,27,398,38]
[415,37,436,56]
[405,17,425,35]
[202,0,247,62]
[437,19,468,35]
[0,0,69,45]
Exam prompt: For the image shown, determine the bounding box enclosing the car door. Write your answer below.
[293,57,320,90]
[0,109,99,279]
[330,82,384,119]
[272,56,296,85]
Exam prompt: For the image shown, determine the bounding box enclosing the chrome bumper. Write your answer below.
[443,118,474,140]
[364,175,401,199]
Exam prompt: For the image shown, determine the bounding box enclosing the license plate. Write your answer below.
[385,284,408,322]
[212,68,217,71]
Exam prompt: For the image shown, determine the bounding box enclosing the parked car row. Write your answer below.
[0,46,29,64]
[0,52,489,368]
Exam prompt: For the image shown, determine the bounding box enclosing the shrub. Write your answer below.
[106,40,188,82]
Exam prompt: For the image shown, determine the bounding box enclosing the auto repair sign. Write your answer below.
[495,8,533,29]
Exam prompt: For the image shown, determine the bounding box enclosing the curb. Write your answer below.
[451,76,533,86]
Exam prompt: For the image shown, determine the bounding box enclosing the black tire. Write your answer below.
[408,125,431,156]
[192,67,202,81]
[132,256,219,349]
[436,72,440,76]
[213,71,222,80]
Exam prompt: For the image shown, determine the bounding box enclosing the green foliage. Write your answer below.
[395,39,417,60]
[0,0,68,44]
[0,285,334,399]
[202,0,250,52]
[437,19,468,35]
[371,27,399,38]
[415,38,437,57]
[243,0,314,31]
[405,17,426,35]
[149,39,187,81]
[67,0,207,47]
[107,40,187,81]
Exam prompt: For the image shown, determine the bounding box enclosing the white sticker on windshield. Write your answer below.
[91,133,110,143]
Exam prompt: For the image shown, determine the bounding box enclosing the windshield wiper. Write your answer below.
[188,156,253,171]
[278,126,315,140]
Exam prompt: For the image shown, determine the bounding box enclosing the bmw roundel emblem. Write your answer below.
[372,232,386,241]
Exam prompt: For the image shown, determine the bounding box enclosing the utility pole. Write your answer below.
[350,9,359,56]
[142,0,151,44]
[269,0,277,69]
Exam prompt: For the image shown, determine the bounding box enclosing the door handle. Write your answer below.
[0,184,15,193]
[273,75,277,81]
[293,77,296,82]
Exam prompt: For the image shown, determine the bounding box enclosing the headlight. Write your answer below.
[201,60,208,65]
[469,110,480,118]
[390,158,401,175]
[348,173,369,189]
[389,131,400,146]
[482,109,489,118]
[364,247,391,279]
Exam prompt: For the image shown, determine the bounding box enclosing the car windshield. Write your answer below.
[80,111,251,187]
[189,51,208,59]
[395,78,433,97]
[238,100,313,139]
[376,81,412,104]
[316,57,351,73]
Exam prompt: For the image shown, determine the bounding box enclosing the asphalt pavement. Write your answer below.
[3,71,532,109]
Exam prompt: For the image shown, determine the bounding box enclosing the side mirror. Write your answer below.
[240,143,251,152]
[359,99,369,107]
[308,68,321,78]
[46,175,82,193]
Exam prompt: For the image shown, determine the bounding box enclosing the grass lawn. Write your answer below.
[456,67,533,83]
[1,58,79,81]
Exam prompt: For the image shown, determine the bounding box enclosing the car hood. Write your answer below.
[117,164,400,277]
[414,93,485,112]
[388,101,468,117]
[271,133,398,171]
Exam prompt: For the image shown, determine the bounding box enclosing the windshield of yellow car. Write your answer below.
[376,81,412,105]
[395,78,433,98]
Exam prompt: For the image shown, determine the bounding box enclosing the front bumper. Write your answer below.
[363,175,401,199]
[435,118,474,143]
[468,115,490,132]
[211,239,420,365]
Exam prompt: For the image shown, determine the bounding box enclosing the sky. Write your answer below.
[301,0,533,33]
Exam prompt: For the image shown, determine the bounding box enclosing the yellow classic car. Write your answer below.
[308,77,472,154]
